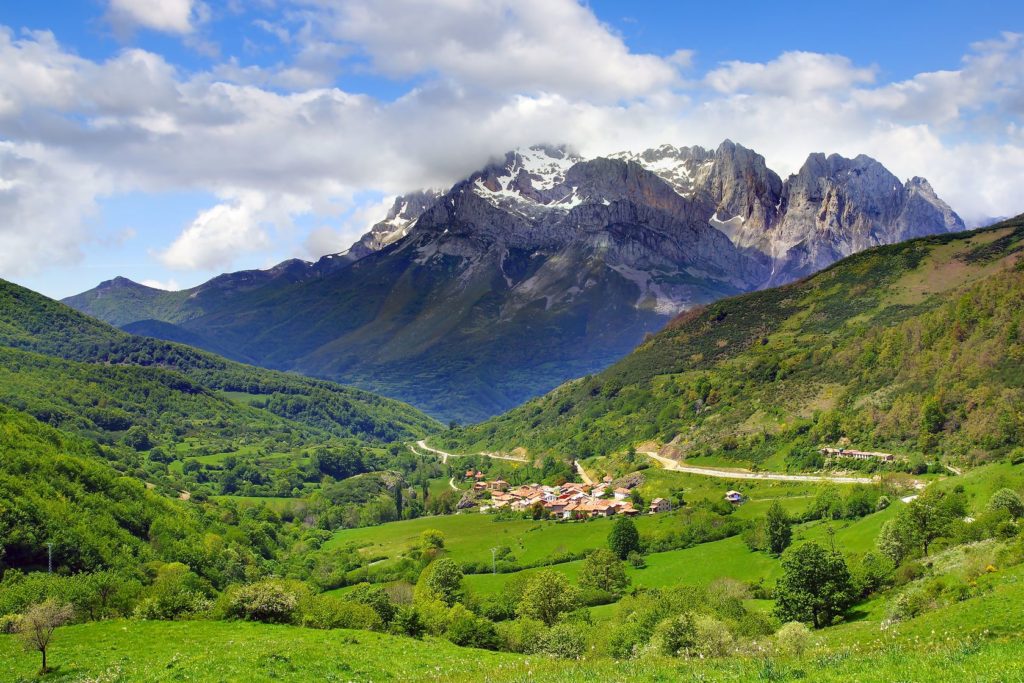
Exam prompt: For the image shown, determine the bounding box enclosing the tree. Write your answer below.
[988,488,1024,518]
[18,600,74,673]
[422,559,463,606]
[518,570,580,626]
[765,501,793,555]
[608,516,641,560]
[578,549,630,594]
[877,518,912,565]
[774,542,854,628]
[901,490,963,556]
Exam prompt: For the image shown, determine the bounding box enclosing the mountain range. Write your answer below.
[65,141,965,422]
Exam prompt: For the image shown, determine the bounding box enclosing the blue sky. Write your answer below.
[0,1,1022,299]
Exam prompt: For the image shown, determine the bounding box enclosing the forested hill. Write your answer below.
[0,278,440,443]
[439,215,1024,466]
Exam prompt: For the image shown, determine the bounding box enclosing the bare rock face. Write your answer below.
[765,154,964,284]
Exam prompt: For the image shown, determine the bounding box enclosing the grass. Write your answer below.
[325,508,689,569]
[2,615,1023,682]
[463,502,903,598]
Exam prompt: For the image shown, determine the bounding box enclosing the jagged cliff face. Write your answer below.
[64,141,964,422]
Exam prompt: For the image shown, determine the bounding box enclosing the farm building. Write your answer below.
[821,447,895,462]
[649,498,671,513]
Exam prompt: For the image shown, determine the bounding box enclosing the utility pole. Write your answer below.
[490,547,498,574]
[47,542,53,573]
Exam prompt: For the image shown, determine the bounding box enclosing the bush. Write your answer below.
[420,529,445,550]
[693,614,734,657]
[0,613,22,634]
[345,583,396,624]
[135,563,210,620]
[627,551,646,569]
[389,605,424,637]
[224,580,307,624]
[775,621,812,657]
[988,488,1024,518]
[540,621,588,659]
[495,617,547,654]
[648,613,696,656]
[300,595,383,631]
[445,604,498,650]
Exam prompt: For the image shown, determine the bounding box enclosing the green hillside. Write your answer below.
[0,405,284,580]
[0,278,440,444]
[438,216,1024,467]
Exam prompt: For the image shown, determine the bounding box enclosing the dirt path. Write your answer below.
[448,476,458,491]
[415,440,530,463]
[642,451,877,484]
[574,460,594,485]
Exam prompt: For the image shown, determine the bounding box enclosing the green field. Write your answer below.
[326,509,683,567]
[462,502,903,597]
[2,612,1022,682]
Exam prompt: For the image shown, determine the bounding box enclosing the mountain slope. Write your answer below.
[436,215,1024,463]
[65,142,964,422]
[0,278,439,443]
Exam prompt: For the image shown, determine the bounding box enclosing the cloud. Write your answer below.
[307,0,680,100]
[140,277,181,290]
[705,51,877,96]
[107,0,200,35]
[0,141,109,276]
[0,8,1022,281]
[158,193,272,270]
[302,194,397,258]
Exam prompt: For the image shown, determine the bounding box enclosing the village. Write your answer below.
[462,469,674,518]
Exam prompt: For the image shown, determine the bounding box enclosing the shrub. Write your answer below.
[135,563,210,620]
[775,621,812,657]
[0,613,22,635]
[627,551,646,569]
[300,595,382,631]
[495,617,547,654]
[648,613,696,656]
[988,488,1024,518]
[540,621,588,659]
[445,604,498,649]
[224,580,306,624]
[345,583,396,624]
[420,529,446,550]
[389,605,424,637]
[692,614,734,657]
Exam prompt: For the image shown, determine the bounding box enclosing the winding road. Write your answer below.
[414,440,530,464]
[641,451,878,484]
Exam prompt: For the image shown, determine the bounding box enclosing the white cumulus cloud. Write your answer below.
[107,0,200,35]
